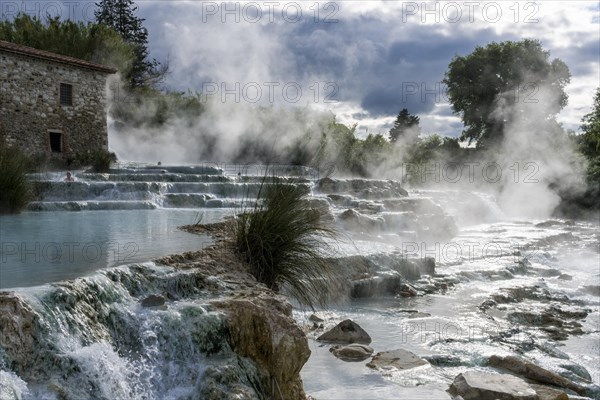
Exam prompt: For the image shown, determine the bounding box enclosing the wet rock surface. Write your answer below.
[0,293,42,378]
[317,319,372,344]
[324,253,449,300]
[366,349,428,370]
[329,344,374,361]
[480,285,590,341]
[316,178,408,198]
[449,371,538,400]
[212,293,310,400]
[488,355,592,396]
[529,384,569,400]
[140,294,166,307]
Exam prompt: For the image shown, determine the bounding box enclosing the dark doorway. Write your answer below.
[49,131,62,153]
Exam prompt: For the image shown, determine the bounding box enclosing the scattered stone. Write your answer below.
[366,349,428,370]
[398,283,418,297]
[163,291,180,301]
[535,342,570,360]
[448,371,537,400]
[309,313,325,323]
[488,355,586,395]
[558,363,592,383]
[423,354,464,367]
[140,294,166,308]
[535,220,563,228]
[309,322,324,331]
[317,319,372,344]
[407,312,431,318]
[581,285,600,297]
[330,343,374,361]
[338,209,384,231]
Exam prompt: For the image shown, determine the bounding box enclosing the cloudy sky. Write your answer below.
[16,1,564,138]
[130,1,599,138]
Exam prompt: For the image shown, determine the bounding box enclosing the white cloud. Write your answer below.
[139,0,599,137]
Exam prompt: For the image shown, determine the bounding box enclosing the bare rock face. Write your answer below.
[0,292,41,378]
[317,319,372,344]
[212,292,311,400]
[367,349,428,371]
[330,344,374,361]
[448,371,538,400]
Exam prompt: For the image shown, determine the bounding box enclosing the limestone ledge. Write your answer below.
[0,242,311,399]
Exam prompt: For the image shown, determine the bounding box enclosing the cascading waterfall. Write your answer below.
[0,263,264,400]
[2,163,598,399]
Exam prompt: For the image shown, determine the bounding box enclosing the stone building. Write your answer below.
[0,40,116,158]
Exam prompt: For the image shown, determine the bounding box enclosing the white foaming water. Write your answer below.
[0,370,29,400]
[2,165,598,399]
[299,217,600,399]
[0,263,239,399]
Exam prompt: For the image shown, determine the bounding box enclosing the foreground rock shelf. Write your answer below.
[0,242,311,399]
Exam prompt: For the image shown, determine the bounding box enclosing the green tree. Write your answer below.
[0,14,132,72]
[579,88,600,183]
[389,108,420,143]
[443,39,571,147]
[95,0,167,88]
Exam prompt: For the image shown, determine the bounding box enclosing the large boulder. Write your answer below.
[213,293,311,400]
[317,319,371,344]
[488,355,586,395]
[330,344,374,362]
[448,371,538,400]
[366,349,428,370]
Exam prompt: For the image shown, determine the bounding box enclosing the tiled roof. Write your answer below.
[0,40,118,74]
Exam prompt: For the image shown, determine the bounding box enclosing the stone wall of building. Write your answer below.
[0,51,111,158]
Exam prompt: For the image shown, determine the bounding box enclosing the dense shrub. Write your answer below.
[234,178,338,308]
[75,149,118,172]
[90,149,117,172]
[0,143,32,214]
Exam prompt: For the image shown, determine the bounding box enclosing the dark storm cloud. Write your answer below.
[274,16,507,116]
[137,1,598,132]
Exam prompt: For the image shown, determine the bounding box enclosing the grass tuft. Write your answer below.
[234,176,339,309]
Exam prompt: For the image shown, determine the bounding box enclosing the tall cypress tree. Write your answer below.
[95,0,165,88]
[389,108,420,143]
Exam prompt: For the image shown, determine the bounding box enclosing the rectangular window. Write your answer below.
[49,132,62,153]
[59,83,73,106]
